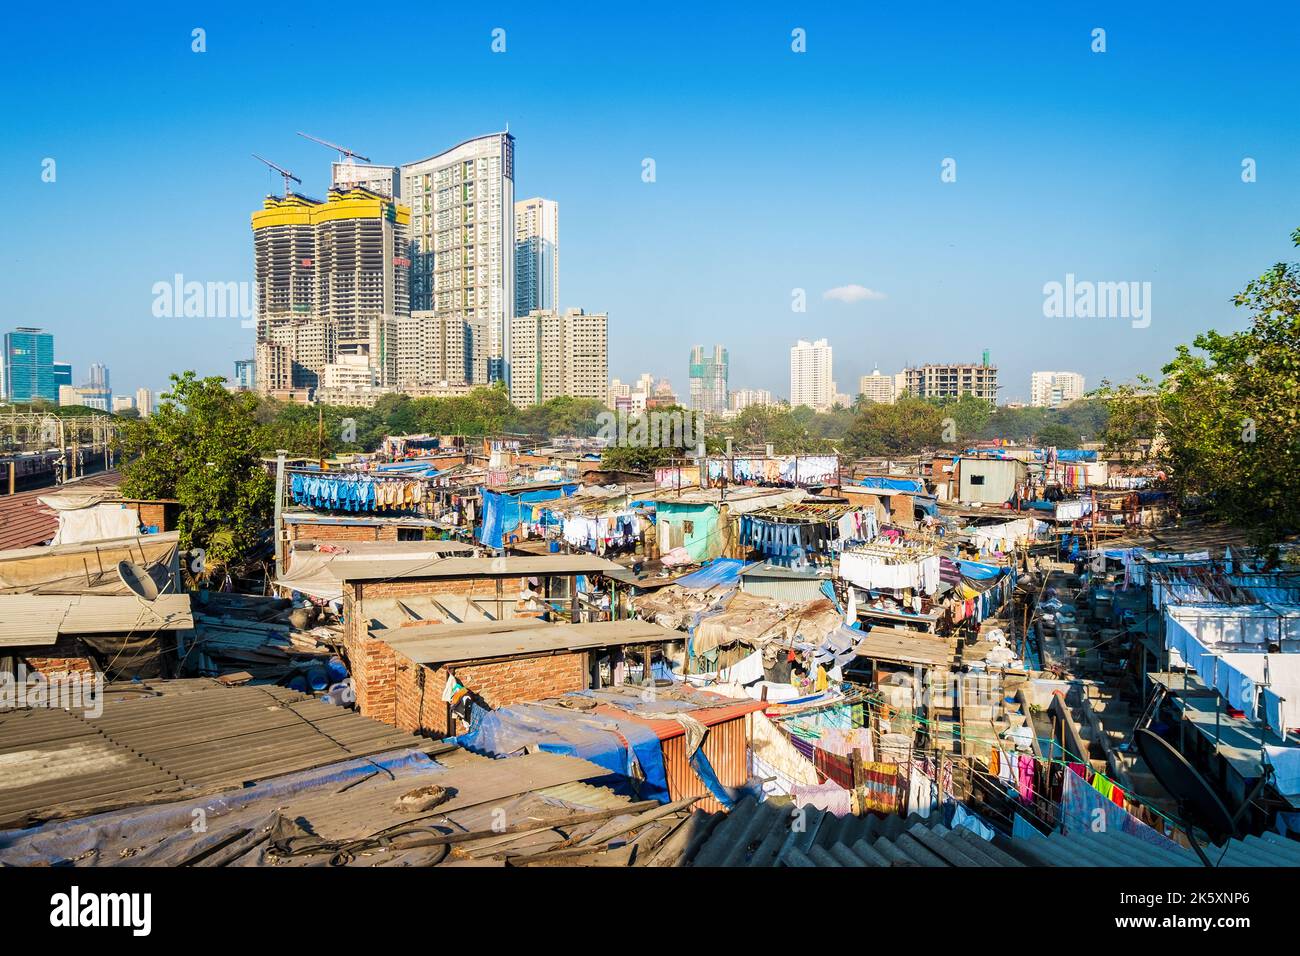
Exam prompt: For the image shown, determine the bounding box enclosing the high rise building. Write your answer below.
[331,161,398,198]
[75,362,112,409]
[508,309,607,407]
[254,340,291,394]
[514,197,559,318]
[2,328,56,402]
[135,387,153,416]
[322,354,379,390]
[233,359,255,390]
[858,367,897,405]
[395,312,474,388]
[1030,371,1086,408]
[251,186,410,391]
[688,345,729,415]
[53,361,73,390]
[730,388,777,412]
[401,132,515,384]
[607,378,631,410]
[902,362,999,404]
[112,395,135,413]
[789,339,834,411]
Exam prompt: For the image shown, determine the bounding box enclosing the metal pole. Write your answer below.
[272,449,288,581]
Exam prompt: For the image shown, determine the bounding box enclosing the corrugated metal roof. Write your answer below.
[344,554,626,583]
[0,679,442,830]
[0,472,121,552]
[0,593,192,646]
[0,596,70,645]
[379,619,680,665]
[677,797,1300,867]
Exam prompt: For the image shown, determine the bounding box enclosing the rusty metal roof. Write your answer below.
[0,472,120,552]
[0,679,442,829]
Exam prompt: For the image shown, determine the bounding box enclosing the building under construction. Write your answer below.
[251,186,410,393]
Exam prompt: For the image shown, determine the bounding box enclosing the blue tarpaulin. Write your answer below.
[848,477,926,495]
[456,701,672,803]
[955,558,1003,580]
[477,484,577,546]
[674,558,746,590]
[1055,449,1097,462]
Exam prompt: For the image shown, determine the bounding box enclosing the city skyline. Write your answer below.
[6,5,1300,402]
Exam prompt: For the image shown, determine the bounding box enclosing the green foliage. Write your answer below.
[1035,422,1080,448]
[117,372,274,569]
[719,405,840,454]
[1093,376,1159,455]
[1151,228,1300,543]
[843,398,945,458]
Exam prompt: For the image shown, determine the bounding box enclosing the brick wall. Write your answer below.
[390,649,587,736]
[289,523,400,544]
[22,638,97,678]
[344,576,562,644]
[341,577,585,731]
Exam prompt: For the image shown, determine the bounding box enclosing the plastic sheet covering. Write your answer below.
[477,484,576,547]
[848,477,926,495]
[0,749,437,867]
[456,702,672,803]
[42,502,141,546]
[673,558,746,591]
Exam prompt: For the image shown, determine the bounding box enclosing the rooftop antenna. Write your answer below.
[117,560,161,602]
[296,131,371,164]
[252,154,302,198]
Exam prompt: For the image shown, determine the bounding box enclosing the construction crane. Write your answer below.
[252,154,302,198]
[296,131,371,164]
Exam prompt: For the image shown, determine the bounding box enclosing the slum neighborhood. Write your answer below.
[1,434,1298,870]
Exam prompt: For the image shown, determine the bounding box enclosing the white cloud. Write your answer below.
[822,284,887,304]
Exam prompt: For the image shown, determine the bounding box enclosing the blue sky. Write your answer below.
[4,2,1300,403]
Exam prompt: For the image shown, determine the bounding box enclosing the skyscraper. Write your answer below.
[401,132,515,385]
[135,387,154,416]
[251,186,410,390]
[2,328,56,402]
[789,339,834,411]
[53,361,73,389]
[1030,371,1086,408]
[514,197,559,318]
[688,344,729,415]
[508,309,607,407]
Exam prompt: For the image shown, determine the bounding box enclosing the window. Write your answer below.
[970,475,985,486]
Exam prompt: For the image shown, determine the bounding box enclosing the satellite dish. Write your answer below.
[117,560,161,602]
[1135,728,1235,852]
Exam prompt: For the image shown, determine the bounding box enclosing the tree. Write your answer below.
[932,395,993,443]
[843,398,944,458]
[1152,227,1300,545]
[1035,422,1079,449]
[117,372,274,571]
[1094,376,1159,455]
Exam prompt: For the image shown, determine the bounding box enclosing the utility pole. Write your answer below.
[273,450,288,581]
